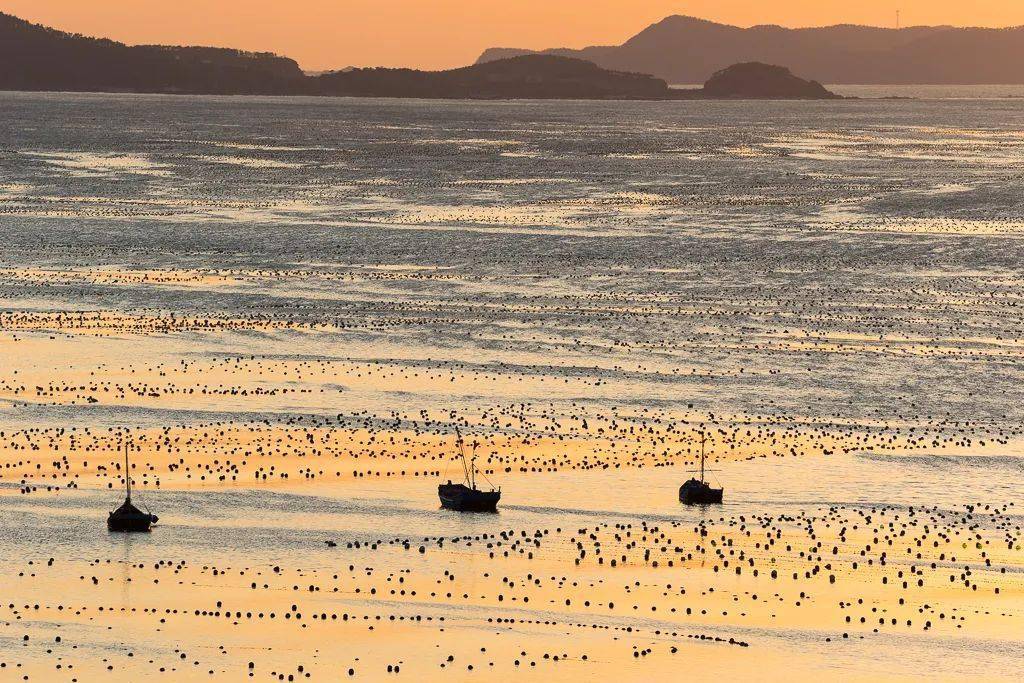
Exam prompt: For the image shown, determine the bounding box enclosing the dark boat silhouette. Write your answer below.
[679,431,723,504]
[108,443,158,532]
[439,432,500,512]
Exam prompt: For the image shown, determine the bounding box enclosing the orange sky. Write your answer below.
[4,1,1024,70]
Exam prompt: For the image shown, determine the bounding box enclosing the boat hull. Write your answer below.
[107,512,156,532]
[679,479,723,505]
[438,484,500,512]
[108,498,158,532]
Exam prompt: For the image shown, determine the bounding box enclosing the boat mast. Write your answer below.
[470,441,478,490]
[456,429,470,485]
[700,432,706,484]
[124,442,131,501]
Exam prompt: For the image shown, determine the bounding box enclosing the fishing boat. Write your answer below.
[679,431,723,504]
[108,443,159,532]
[438,432,500,512]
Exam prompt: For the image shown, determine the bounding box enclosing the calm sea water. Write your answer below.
[668,84,1024,99]
[0,91,1022,682]
[1,88,1022,528]
[2,91,1024,426]
[830,84,1024,99]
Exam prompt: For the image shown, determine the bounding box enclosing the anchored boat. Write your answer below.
[438,432,500,512]
[679,431,723,505]
[108,443,159,532]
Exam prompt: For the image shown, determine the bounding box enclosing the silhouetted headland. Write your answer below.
[0,13,304,94]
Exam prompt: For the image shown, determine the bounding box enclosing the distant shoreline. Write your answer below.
[0,88,853,101]
[0,60,843,102]
[4,82,1024,103]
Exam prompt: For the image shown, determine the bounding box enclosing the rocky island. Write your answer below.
[673,62,840,99]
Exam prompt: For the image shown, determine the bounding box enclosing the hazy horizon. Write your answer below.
[4,0,1024,70]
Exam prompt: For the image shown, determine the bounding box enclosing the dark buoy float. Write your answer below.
[679,431,723,505]
[108,442,158,532]
[438,430,500,512]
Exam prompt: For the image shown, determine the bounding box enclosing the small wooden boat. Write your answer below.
[439,432,500,512]
[438,481,501,512]
[680,432,723,505]
[108,443,158,532]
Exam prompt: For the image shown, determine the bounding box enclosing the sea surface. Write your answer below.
[2,91,1024,425]
[0,92,1022,681]
[669,84,1024,99]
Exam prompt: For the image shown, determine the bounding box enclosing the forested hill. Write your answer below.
[0,13,305,94]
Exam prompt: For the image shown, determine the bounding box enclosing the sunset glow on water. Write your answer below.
[0,90,1022,681]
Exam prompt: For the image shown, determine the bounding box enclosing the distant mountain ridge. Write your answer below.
[477,15,1024,84]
